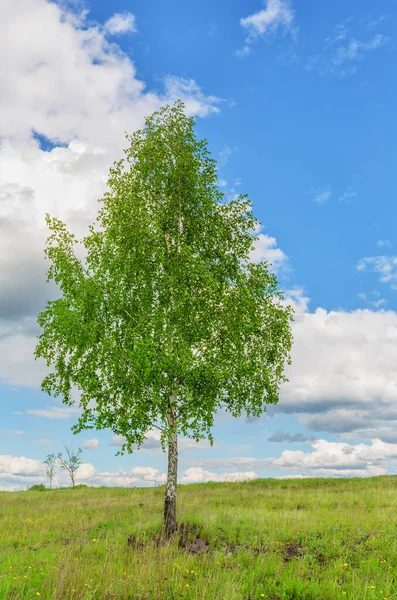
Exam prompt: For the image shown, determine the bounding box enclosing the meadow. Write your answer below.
[1,476,397,599]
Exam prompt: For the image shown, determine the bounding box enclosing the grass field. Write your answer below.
[1,476,397,599]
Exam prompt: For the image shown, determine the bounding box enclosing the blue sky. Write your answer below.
[1,0,397,489]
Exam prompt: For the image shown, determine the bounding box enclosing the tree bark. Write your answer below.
[164,393,178,538]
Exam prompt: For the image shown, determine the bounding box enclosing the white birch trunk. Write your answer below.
[164,393,178,537]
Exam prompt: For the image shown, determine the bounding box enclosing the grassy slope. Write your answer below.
[1,476,396,600]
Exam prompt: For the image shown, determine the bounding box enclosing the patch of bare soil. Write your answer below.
[127,534,145,550]
[178,523,209,554]
[282,541,305,563]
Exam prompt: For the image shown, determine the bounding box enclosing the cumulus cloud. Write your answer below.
[190,438,397,478]
[103,12,136,36]
[270,306,397,436]
[0,454,258,490]
[179,468,258,484]
[0,0,222,391]
[239,0,295,56]
[0,453,168,490]
[281,286,310,314]
[271,438,394,477]
[250,227,290,275]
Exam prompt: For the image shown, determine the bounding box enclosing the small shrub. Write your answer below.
[27,484,47,492]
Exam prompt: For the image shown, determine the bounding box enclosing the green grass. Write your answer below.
[1,476,397,599]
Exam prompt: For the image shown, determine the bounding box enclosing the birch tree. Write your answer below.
[43,453,56,489]
[34,101,294,538]
[57,446,83,487]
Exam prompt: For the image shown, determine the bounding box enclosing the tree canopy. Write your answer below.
[34,100,294,535]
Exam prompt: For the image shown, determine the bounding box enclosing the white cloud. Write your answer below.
[239,0,295,55]
[0,1,221,145]
[357,256,397,289]
[271,438,394,477]
[0,453,168,490]
[162,77,223,118]
[250,229,289,274]
[190,438,397,478]
[312,187,332,205]
[0,0,223,391]
[272,306,397,438]
[281,286,310,314]
[33,438,52,445]
[179,467,258,484]
[104,12,136,36]
[83,438,99,449]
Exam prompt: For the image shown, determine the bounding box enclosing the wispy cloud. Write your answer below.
[218,146,236,168]
[308,27,390,77]
[358,291,387,309]
[27,407,81,420]
[364,14,388,31]
[324,19,353,44]
[377,240,392,249]
[238,0,295,57]
[312,187,332,205]
[357,256,397,290]
[339,187,357,202]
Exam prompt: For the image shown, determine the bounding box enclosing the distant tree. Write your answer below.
[43,453,57,489]
[34,101,294,539]
[57,446,83,487]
